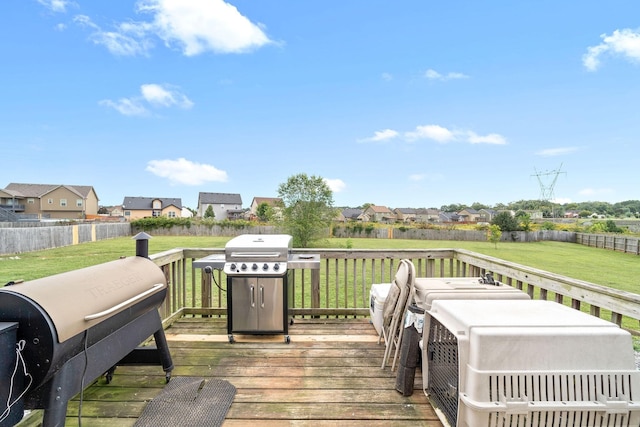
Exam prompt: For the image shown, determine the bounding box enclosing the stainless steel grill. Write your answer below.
[0,237,173,427]
[192,234,320,344]
[224,234,293,344]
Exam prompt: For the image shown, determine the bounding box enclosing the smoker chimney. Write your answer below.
[133,232,152,258]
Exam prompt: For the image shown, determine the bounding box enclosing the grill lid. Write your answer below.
[225,234,292,262]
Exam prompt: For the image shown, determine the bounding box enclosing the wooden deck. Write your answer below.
[18,316,443,426]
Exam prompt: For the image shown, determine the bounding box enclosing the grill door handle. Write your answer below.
[260,285,265,308]
[250,285,255,307]
[84,283,165,321]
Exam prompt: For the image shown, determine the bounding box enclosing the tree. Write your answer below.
[491,211,520,232]
[256,202,273,222]
[277,173,335,247]
[515,211,532,231]
[204,205,215,219]
[487,224,502,248]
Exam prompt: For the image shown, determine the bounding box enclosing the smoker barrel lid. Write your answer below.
[0,256,167,342]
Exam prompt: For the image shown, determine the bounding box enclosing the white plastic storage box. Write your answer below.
[414,277,530,311]
[369,283,392,335]
[424,299,640,427]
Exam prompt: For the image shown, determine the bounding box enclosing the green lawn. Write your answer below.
[2,236,639,295]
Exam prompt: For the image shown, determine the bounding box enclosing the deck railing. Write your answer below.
[151,247,640,335]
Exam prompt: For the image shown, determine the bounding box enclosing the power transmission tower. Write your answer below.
[532,163,566,202]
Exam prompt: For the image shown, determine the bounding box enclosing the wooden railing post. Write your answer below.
[311,268,320,311]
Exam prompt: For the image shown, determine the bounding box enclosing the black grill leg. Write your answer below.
[41,365,71,427]
[153,328,174,382]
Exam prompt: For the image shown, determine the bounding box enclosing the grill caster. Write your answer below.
[289,318,294,326]
[165,372,171,383]
[228,334,235,344]
[285,335,291,344]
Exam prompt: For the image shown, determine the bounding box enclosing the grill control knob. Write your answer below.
[230,263,237,271]
[273,263,280,271]
[252,263,258,271]
[241,263,247,271]
[262,263,269,271]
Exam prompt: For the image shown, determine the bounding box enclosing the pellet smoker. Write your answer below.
[0,234,173,427]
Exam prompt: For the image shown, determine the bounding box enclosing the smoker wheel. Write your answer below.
[285,335,291,344]
[105,366,116,384]
[228,334,235,344]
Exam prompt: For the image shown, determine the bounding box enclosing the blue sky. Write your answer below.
[2,1,639,210]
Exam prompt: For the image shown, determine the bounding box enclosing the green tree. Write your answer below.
[256,202,273,222]
[491,211,520,232]
[204,205,215,219]
[277,173,335,247]
[515,211,532,231]
[487,224,502,248]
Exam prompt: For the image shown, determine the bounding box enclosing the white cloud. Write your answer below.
[146,158,227,185]
[552,197,572,204]
[138,0,273,55]
[425,68,469,81]
[583,28,640,71]
[408,174,425,181]
[141,84,194,109]
[535,147,579,157]
[362,124,507,146]
[324,178,346,193]
[358,128,399,143]
[99,98,149,116]
[74,0,273,57]
[466,131,507,145]
[405,125,455,143]
[381,72,393,81]
[74,15,154,56]
[37,0,71,13]
[100,83,193,116]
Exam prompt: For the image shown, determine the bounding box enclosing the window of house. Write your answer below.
[27,198,34,204]
[48,198,53,204]
[125,211,131,217]
[152,210,161,217]
[168,211,176,218]
[76,199,83,207]
[153,200,162,209]
[60,199,67,207]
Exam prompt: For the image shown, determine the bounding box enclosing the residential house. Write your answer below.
[363,205,396,223]
[564,210,580,219]
[122,197,182,220]
[338,208,364,222]
[478,209,497,223]
[457,208,481,222]
[439,211,460,223]
[198,192,243,220]
[394,208,417,223]
[415,208,441,223]
[1,183,99,220]
[249,197,283,220]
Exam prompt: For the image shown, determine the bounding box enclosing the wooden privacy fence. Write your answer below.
[576,232,640,255]
[151,247,640,335]
[0,222,131,255]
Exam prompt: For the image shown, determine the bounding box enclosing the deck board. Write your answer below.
[17,317,443,426]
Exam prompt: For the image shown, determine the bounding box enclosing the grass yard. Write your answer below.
[2,235,639,294]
